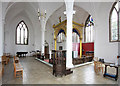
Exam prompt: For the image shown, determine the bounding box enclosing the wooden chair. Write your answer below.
[94,57,98,61]
[2,56,7,65]
[13,56,19,63]
[13,63,23,78]
[0,63,4,78]
[13,56,16,62]
[2,63,4,75]
[94,61,104,74]
[6,53,10,62]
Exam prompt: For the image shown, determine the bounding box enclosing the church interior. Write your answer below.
[0,0,120,85]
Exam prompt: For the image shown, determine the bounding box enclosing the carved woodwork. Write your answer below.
[53,20,84,58]
[52,50,73,77]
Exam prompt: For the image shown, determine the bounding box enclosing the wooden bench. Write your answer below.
[73,56,93,65]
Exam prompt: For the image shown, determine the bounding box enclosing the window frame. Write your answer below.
[84,15,94,43]
[15,20,29,45]
[57,32,65,43]
[72,32,80,43]
[109,2,120,42]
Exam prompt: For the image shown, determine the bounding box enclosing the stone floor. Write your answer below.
[2,57,119,84]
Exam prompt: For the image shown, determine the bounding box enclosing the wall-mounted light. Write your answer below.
[38,8,47,21]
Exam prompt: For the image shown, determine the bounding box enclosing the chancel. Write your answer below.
[0,0,120,85]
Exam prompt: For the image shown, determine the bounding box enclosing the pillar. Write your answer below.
[54,38,57,50]
[40,16,46,55]
[0,3,3,62]
[80,38,82,58]
[65,0,74,68]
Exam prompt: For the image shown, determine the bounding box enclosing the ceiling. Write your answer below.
[2,1,115,30]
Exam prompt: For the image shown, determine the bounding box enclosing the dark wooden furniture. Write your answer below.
[44,46,49,59]
[73,57,84,65]
[86,51,94,58]
[103,63,118,81]
[36,51,41,59]
[16,52,28,57]
[49,54,53,64]
[84,56,93,62]
[73,56,93,65]
[45,54,49,59]
[52,50,73,77]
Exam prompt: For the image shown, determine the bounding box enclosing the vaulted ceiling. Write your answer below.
[3,1,115,30]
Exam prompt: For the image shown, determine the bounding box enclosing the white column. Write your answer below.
[40,16,46,55]
[65,0,74,68]
[0,3,3,62]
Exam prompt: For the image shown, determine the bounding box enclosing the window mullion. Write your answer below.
[20,28,21,44]
[118,11,119,41]
[23,28,25,44]
[16,21,28,45]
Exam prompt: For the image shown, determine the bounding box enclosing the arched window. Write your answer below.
[57,33,65,43]
[16,21,28,45]
[109,2,119,42]
[84,15,94,42]
[72,32,79,43]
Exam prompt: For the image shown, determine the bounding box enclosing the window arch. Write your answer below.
[16,20,29,45]
[109,2,119,42]
[72,32,80,43]
[84,15,94,43]
[57,32,66,43]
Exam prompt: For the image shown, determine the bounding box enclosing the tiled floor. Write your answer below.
[2,57,119,84]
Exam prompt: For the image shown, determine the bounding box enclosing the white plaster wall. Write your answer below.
[3,2,42,56]
[0,2,3,62]
[75,2,118,63]
[2,2,119,63]
[118,43,120,65]
[34,20,41,51]
[118,2,120,55]
[45,4,89,53]
[57,41,66,50]
[45,21,54,52]
[4,12,35,56]
[94,2,118,63]
[118,43,120,55]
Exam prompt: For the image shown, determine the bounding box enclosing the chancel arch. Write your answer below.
[53,20,84,58]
